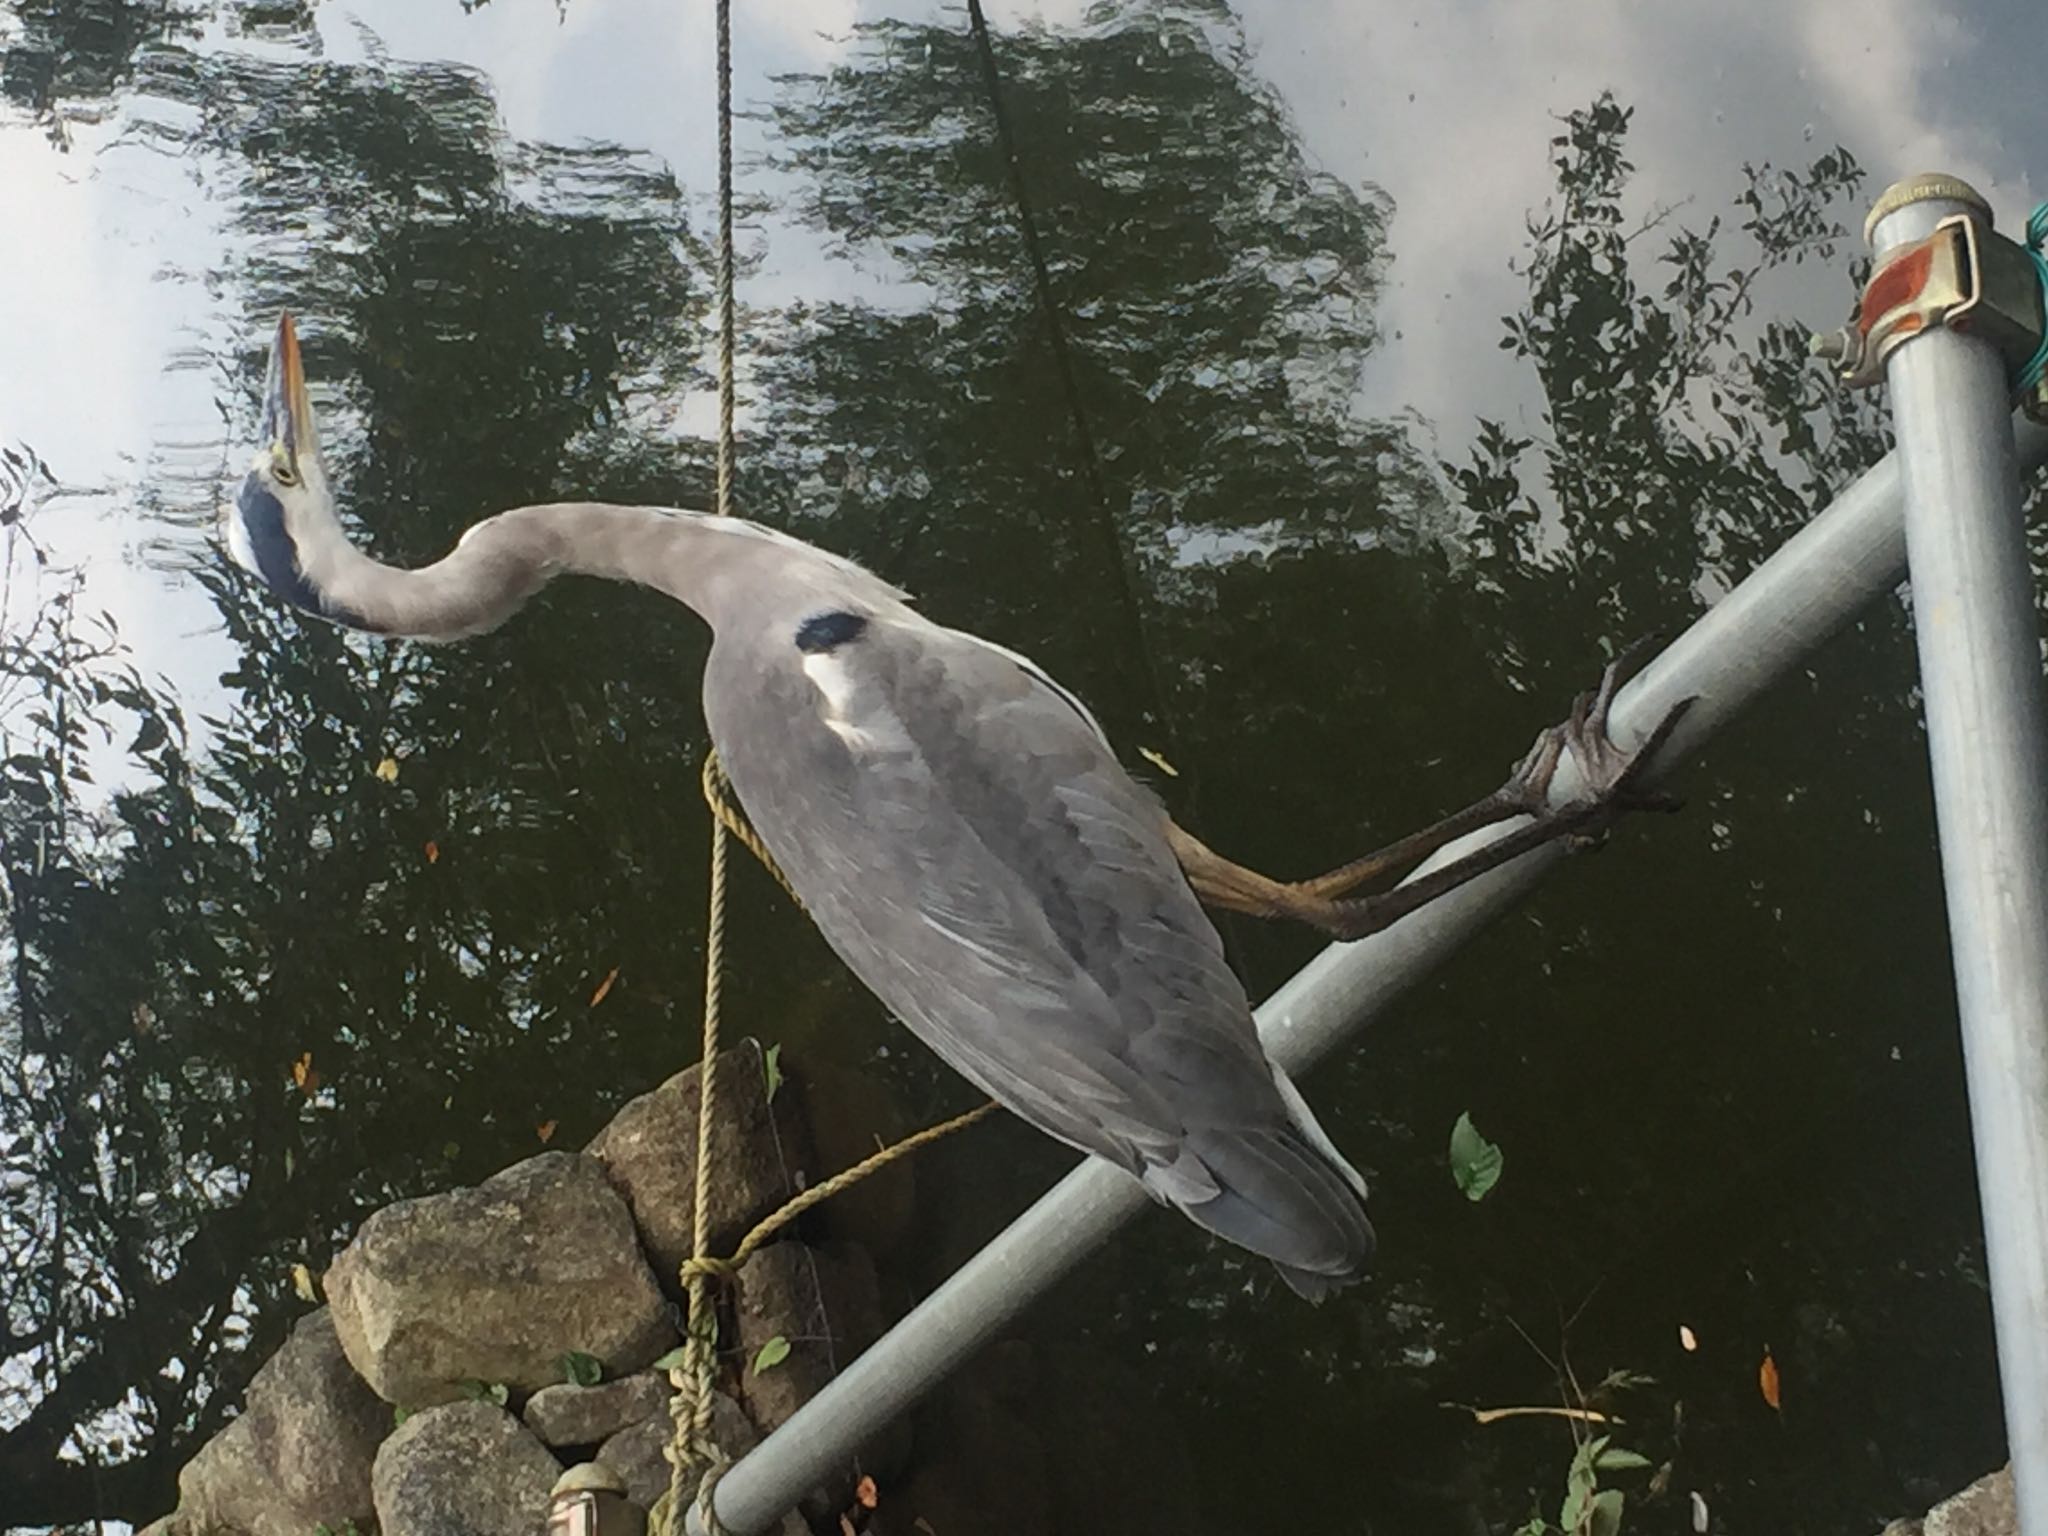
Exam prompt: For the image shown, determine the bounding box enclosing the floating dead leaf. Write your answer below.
[1136,746,1179,778]
[374,756,400,783]
[423,840,440,865]
[133,1001,155,1036]
[1758,1346,1781,1412]
[290,1262,318,1303]
[536,1120,558,1144]
[1679,1323,1699,1352]
[838,1518,856,1536]
[290,1051,321,1096]
[914,1521,936,1536]
[1690,1489,1710,1533]
[855,1476,878,1510]
[1648,1460,1673,1498]
[589,966,620,1008]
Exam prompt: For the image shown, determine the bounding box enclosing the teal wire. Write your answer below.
[2019,201,2048,394]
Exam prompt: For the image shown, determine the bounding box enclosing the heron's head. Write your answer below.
[226,312,337,611]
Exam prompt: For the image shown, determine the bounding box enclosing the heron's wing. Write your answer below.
[713,608,1273,1187]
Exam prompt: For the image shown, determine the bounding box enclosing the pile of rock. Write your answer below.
[141,1045,869,1536]
[134,1041,1207,1536]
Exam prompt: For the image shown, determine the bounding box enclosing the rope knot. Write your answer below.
[680,1254,738,1286]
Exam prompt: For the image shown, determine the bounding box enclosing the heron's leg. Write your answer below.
[1174,652,1693,941]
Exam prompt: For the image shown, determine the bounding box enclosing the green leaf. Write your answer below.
[651,1346,687,1372]
[1449,1111,1505,1202]
[1514,1520,1551,1536]
[1595,1447,1652,1473]
[1561,1437,1605,1530]
[559,1350,603,1387]
[460,1379,509,1406]
[752,1335,791,1375]
[392,1406,411,1429]
[763,1043,783,1103]
[1587,1488,1624,1536]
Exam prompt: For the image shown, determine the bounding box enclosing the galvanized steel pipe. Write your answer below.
[1873,178,2048,1536]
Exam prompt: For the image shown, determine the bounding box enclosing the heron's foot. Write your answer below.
[1498,640,1695,847]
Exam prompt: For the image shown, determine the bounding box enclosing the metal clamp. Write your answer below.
[1811,200,2046,418]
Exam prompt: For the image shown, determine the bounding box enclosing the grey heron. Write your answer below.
[226,314,1684,1299]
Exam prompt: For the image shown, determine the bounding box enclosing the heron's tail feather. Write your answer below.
[1177,1068,1374,1302]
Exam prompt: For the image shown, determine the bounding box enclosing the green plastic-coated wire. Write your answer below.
[2016,202,2048,395]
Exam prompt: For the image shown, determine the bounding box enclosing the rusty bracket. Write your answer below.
[1811,211,2047,420]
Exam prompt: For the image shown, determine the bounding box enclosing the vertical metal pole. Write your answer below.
[1875,176,2048,1536]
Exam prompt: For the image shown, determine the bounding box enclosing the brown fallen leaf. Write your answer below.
[536,1120,558,1144]
[855,1475,878,1510]
[290,1262,318,1302]
[1759,1345,1781,1412]
[589,966,620,1008]
[291,1051,320,1096]
[838,1518,855,1536]
[423,840,440,865]
[374,756,400,783]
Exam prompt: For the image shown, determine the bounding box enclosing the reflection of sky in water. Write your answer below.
[4,0,2044,709]
[2,3,2040,1525]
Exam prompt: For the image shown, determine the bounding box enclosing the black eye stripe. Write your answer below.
[795,610,868,653]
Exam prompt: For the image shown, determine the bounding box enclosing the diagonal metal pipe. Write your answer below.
[694,416,2048,1536]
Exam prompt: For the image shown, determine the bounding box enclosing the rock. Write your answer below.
[523,1372,670,1448]
[732,1242,889,1440]
[1921,1464,2015,1536]
[325,1152,677,1407]
[174,1308,387,1536]
[783,1060,919,1254]
[593,1390,756,1509]
[732,1238,912,1518]
[586,1045,805,1284]
[372,1400,562,1536]
[135,1515,197,1536]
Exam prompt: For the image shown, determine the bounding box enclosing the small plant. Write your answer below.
[458,1379,510,1406]
[558,1350,603,1387]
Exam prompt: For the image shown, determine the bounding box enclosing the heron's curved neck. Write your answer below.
[293,501,892,640]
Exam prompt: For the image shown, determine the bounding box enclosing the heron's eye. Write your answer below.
[273,453,298,488]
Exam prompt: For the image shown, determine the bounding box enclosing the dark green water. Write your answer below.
[3,2,2043,1531]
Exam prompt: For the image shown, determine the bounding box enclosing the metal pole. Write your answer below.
[1871,177,2048,1536]
[694,415,2048,1535]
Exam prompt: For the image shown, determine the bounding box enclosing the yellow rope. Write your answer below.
[702,753,798,904]
[657,7,993,1529]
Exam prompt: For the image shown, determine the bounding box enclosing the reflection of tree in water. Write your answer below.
[1,0,202,139]
[759,1,1435,740]
[0,3,2036,1534]
[0,17,726,1526]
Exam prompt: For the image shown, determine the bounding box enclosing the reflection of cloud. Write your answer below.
[1228,0,2043,450]
[0,120,235,753]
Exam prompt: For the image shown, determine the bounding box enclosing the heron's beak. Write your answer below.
[260,311,316,477]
